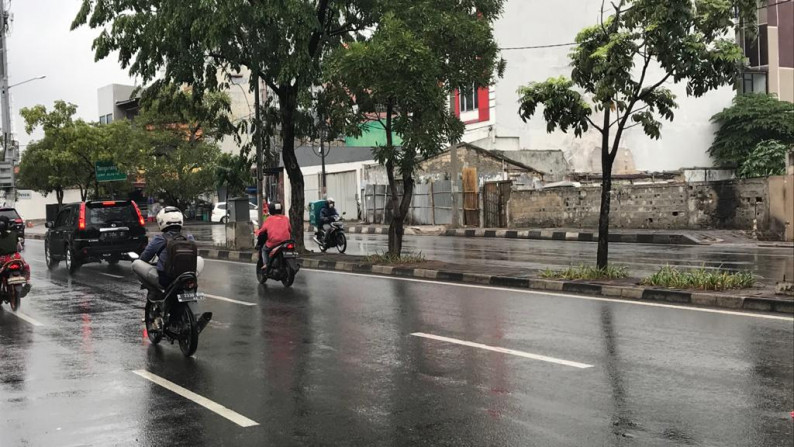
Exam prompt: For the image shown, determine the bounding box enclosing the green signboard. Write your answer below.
[95,161,128,182]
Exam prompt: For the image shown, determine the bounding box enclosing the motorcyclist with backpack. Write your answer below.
[133,206,202,288]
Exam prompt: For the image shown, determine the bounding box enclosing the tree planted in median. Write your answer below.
[326,0,504,255]
[517,0,757,268]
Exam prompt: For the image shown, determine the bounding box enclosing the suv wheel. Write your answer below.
[65,246,81,274]
[44,242,59,270]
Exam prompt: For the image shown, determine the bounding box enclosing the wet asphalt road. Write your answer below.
[191,225,794,283]
[1,240,793,446]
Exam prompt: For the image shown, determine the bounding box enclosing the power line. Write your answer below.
[500,42,576,51]
[500,1,791,52]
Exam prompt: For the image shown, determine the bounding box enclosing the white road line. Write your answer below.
[7,311,44,327]
[301,269,794,322]
[412,332,593,369]
[204,293,257,307]
[100,273,125,279]
[132,370,259,427]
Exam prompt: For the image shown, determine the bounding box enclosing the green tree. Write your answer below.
[517,0,756,269]
[326,1,504,255]
[133,83,235,207]
[737,140,790,178]
[72,0,379,250]
[17,141,74,205]
[709,93,794,168]
[140,141,220,209]
[19,101,135,201]
[215,152,254,199]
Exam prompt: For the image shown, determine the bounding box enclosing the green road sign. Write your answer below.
[95,161,128,182]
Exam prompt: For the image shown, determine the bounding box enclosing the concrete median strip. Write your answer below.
[132,370,259,427]
[195,248,794,316]
[411,332,594,369]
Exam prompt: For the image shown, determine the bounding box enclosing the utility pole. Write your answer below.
[254,73,264,217]
[0,2,13,206]
[320,126,327,198]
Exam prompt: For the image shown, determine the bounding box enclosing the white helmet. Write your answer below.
[156,206,184,231]
[327,197,335,207]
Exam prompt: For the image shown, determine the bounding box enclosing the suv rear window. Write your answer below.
[0,209,20,220]
[87,203,137,225]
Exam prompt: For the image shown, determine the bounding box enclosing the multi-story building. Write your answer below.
[97,84,139,123]
[739,0,794,101]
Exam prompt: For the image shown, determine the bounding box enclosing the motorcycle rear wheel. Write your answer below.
[9,285,21,312]
[177,304,199,357]
[281,266,296,288]
[144,300,163,344]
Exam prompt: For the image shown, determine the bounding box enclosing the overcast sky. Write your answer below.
[7,0,135,149]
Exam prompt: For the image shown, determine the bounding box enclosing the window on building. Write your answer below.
[105,113,113,124]
[459,85,479,113]
[99,115,107,124]
[742,72,767,94]
[742,24,769,68]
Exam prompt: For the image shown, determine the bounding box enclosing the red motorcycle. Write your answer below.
[0,258,28,311]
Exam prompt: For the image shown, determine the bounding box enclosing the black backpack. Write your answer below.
[161,232,198,278]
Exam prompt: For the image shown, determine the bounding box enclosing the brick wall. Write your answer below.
[508,179,769,231]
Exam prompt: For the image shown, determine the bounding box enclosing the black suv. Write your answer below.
[0,207,25,244]
[45,200,148,273]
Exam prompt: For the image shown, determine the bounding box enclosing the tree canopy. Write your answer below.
[709,93,794,169]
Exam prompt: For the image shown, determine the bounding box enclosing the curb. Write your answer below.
[443,229,703,245]
[26,234,791,315]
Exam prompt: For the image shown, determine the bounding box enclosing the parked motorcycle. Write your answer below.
[129,252,211,357]
[256,239,300,287]
[0,258,27,312]
[313,214,347,253]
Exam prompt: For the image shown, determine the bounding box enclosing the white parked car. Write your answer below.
[211,202,259,225]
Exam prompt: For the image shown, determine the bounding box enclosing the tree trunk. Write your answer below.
[56,188,64,206]
[596,109,612,269]
[279,88,305,251]
[382,102,409,257]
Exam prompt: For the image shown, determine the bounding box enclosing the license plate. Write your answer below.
[101,231,128,241]
[7,276,26,285]
[177,292,204,302]
[283,252,298,258]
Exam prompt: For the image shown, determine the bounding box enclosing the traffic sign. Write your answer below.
[96,161,128,182]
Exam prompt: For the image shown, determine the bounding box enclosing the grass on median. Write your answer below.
[365,251,426,265]
[540,264,630,280]
[641,265,755,291]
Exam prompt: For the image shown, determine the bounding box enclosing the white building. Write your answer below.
[457,0,736,174]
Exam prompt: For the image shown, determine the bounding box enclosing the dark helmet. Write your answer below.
[0,216,8,234]
[268,202,283,215]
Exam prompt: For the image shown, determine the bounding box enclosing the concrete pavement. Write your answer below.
[1,240,792,446]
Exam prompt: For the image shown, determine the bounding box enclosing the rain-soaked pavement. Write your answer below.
[1,240,792,446]
[188,224,794,284]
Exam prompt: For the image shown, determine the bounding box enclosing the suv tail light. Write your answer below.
[14,218,22,224]
[102,201,116,206]
[132,201,145,227]
[79,203,86,230]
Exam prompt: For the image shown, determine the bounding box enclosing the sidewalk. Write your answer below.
[333,223,793,247]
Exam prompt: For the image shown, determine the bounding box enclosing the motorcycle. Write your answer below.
[313,214,347,254]
[0,257,27,312]
[256,239,300,287]
[129,252,211,357]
